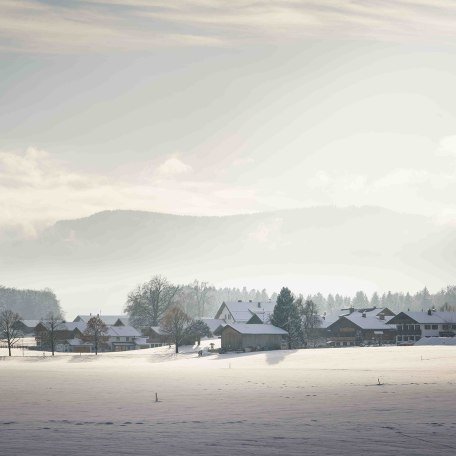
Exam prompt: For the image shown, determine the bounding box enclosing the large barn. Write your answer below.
[221,323,288,351]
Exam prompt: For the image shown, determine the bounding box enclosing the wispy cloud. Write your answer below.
[0,147,264,239]
[2,0,456,53]
[155,156,193,178]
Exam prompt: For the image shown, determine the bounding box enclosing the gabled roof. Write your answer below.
[223,323,288,335]
[66,338,93,347]
[388,311,456,325]
[318,315,340,329]
[106,325,141,337]
[345,313,395,330]
[328,313,394,331]
[215,301,276,323]
[20,320,41,328]
[201,318,225,333]
[73,315,129,326]
[150,326,169,336]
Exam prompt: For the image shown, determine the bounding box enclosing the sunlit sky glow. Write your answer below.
[2,1,456,238]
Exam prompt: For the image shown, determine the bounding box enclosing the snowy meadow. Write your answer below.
[1,344,456,455]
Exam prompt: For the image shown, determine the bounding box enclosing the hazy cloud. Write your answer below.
[156,157,193,178]
[0,147,264,238]
[2,0,456,53]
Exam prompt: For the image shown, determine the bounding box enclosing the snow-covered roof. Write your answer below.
[20,320,41,328]
[107,325,141,337]
[74,315,129,326]
[66,338,93,347]
[223,323,288,335]
[332,313,395,330]
[389,311,456,324]
[150,326,169,336]
[201,318,225,333]
[318,315,340,329]
[62,322,87,332]
[415,337,456,346]
[215,301,276,323]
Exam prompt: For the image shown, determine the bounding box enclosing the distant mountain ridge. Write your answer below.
[0,206,454,314]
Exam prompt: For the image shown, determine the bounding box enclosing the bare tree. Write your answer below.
[41,312,65,356]
[0,308,22,356]
[84,315,108,355]
[125,275,181,328]
[190,279,211,317]
[160,306,192,354]
[300,299,321,347]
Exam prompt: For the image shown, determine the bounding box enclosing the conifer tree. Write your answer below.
[271,287,302,349]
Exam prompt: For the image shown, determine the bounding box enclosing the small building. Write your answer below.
[221,323,288,351]
[106,325,147,351]
[35,321,87,350]
[12,320,41,336]
[387,310,456,345]
[142,326,169,346]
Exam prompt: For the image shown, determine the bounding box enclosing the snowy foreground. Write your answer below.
[1,344,456,456]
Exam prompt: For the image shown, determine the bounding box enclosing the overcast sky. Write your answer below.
[2,0,456,238]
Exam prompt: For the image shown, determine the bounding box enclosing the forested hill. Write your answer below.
[0,286,63,319]
[0,206,455,314]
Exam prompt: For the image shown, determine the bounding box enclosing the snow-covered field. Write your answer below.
[1,343,456,455]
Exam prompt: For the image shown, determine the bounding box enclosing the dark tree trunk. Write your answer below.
[175,339,179,354]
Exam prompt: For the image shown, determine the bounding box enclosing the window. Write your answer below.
[431,325,438,330]
[424,325,431,330]
[397,336,402,341]
[397,325,402,331]
[415,325,420,331]
[443,325,449,330]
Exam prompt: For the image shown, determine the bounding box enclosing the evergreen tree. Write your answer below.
[327,294,336,313]
[370,292,380,308]
[271,287,301,349]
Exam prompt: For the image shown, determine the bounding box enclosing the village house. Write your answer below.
[35,321,87,351]
[214,300,276,324]
[12,319,41,336]
[106,325,148,351]
[387,310,456,345]
[35,321,147,352]
[326,308,397,346]
[220,323,288,351]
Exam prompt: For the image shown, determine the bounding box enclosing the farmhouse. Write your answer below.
[35,321,87,351]
[12,319,40,336]
[326,308,396,346]
[387,310,456,344]
[214,300,276,324]
[221,323,288,351]
[35,321,147,352]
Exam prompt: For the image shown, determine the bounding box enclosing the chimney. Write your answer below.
[258,302,261,308]
[362,313,366,318]
[427,309,432,316]
[249,300,252,303]
[238,300,242,302]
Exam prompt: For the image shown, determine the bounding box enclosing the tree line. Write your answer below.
[0,286,63,319]
[306,285,456,314]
